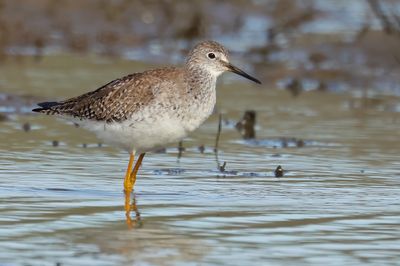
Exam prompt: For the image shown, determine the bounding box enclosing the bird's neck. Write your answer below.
[184,65,217,93]
[181,65,217,131]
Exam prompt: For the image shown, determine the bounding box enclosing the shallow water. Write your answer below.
[0,56,400,265]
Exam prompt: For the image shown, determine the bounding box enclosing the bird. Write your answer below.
[32,40,261,197]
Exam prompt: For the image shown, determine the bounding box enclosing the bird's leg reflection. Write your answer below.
[124,192,142,229]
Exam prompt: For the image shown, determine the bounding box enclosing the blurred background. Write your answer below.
[1,0,400,96]
[1,1,400,265]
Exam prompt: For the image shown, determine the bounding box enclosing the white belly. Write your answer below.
[82,114,189,153]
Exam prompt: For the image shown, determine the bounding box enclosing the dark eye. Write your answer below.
[207,52,216,59]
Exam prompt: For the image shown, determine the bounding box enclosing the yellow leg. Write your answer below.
[123,152,135,193]
[125,153,144,220]
[130,153,146,189]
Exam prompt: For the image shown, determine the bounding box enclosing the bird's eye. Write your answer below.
[207,53,216,59]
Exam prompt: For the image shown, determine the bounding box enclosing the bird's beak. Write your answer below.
[223,61,261,84]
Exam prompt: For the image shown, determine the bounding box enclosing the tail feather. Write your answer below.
[32,101,61,114]
[37,101,60,108]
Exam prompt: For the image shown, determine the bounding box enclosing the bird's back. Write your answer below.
[33,67,185,123]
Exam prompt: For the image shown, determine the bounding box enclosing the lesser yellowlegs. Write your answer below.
[33,40,261,196]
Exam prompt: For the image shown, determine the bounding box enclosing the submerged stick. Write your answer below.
[214,113,222,153]
[214,113,226,172]
[177,140,184,161]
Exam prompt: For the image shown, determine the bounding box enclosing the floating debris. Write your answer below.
[317,81,327,92]
[22,122,31,132]
[198,145,205,153]
[98,143,102,148]
[308,52,328,68]
[32,37,45,62]
[219,162,227,172]
[274,165,284,177]
[296,139,305,148]
[286,78,302,97]
[82,143,87,148]
[0,113,8,122]
[52,140,59,147]
[281,138,288,148]
[215,168,239,177]
[235,110,256,139]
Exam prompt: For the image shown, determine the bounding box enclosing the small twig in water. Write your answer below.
[219,162,227,172]
[214,113,222,153]
[177,140,184,160]
[214,113,226,172]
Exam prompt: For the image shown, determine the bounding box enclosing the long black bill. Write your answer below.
[224,62,261,84]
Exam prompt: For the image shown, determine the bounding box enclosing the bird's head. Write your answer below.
[186,40,261,84]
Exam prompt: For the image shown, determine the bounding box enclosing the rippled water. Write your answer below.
[0,56,399,265]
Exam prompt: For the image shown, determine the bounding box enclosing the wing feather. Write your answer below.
[33,73,155,122]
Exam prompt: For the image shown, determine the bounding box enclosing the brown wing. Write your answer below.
[33,73,156,122]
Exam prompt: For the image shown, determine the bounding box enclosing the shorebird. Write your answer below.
[33,40,261,195]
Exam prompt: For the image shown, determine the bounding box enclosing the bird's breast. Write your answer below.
[180,84,216,132]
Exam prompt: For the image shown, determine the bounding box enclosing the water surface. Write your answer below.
[0,56,399,265]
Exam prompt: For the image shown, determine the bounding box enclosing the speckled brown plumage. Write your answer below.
[33,68,184,122]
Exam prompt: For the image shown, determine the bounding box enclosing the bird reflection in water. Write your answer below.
[124,192,142,229]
